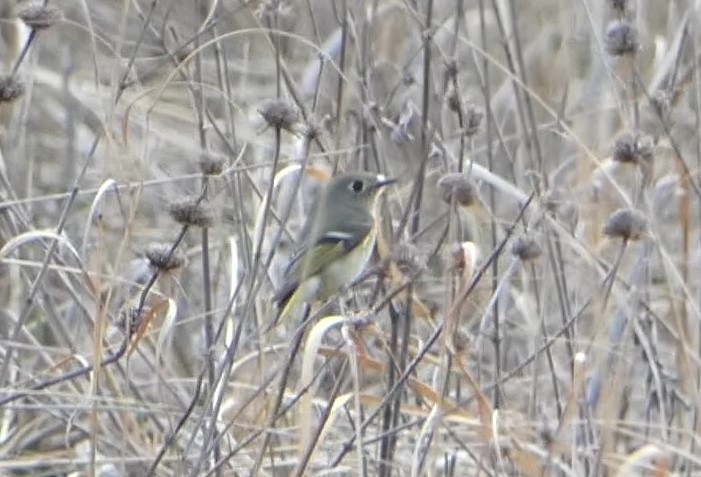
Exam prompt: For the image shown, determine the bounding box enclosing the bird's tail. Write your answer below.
[264,279,315,332]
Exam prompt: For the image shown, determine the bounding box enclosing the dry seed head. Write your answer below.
[0,76,25,103]
[258,99,299,133]
[603,207,646,241]
[612,131,654,165]
[464,103,484,136]
[438,173,479,207]
[17,3,62,30]
[445,88,461,113]
[199,154,225,176]
[301,119,323,141]
[607,0,629,15]
[611,131,636,163]
[604,20,638,56]
[117,305,147,337]
[145,242,186,272]
[168,195,214,227]
[511,235,542,262]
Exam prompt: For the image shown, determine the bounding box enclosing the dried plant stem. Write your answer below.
[0,132,102,389]
[330,194,533,467]
[189,124,283,476]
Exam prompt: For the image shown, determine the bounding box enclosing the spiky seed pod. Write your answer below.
[145,243,186,272]
[611,131,637,163]
[512,235,542,262]
[258,99,299,133]
[301,119,323,141]
[612,131,654,165]
[438,173,479,207]
[168,195,214,228]
[0,76,24,103]
[604,20,638,56]
[464,103,484,136]
[17,3,62,30]
[603,207,646,241]
[198,155,225,176]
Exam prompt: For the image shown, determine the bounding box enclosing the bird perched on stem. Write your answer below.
[269,172,396,328]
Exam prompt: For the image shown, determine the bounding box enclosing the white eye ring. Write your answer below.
[349,180,364,192]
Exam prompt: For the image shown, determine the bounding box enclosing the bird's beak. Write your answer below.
[372,174,397,190]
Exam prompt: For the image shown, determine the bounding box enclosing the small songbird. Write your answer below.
[270,172,396,327]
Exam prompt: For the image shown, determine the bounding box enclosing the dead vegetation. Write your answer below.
[0,0,700,475]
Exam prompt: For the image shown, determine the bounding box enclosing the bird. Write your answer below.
[269,171,396,328]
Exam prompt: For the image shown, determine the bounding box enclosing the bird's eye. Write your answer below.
[349,180,364,192]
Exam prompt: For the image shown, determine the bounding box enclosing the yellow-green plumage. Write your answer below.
[271,172,394,327]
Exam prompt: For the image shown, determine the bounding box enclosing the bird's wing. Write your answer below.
[272,228,369,307]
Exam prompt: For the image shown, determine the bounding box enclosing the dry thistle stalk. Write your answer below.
[17,3,62,30]
[438,173,479,207]
[145,243,186,272]
[511,235,542,262]
[604,20,638,56]
[258,98,299,133]
[168,195,214,228]
[0,76,25,103]
[603,207,646,241]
